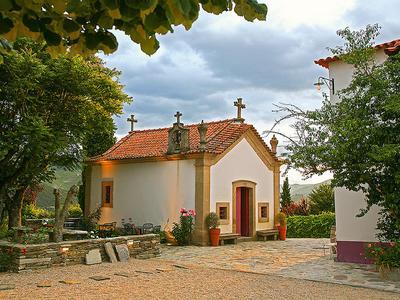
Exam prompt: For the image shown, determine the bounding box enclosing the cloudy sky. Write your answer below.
[101,0,399,184]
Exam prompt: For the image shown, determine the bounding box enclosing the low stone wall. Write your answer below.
[0,234,160,272]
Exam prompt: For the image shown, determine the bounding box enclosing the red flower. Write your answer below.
[21,248,27,255]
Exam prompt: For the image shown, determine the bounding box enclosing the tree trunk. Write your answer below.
[7,189,24,229]
[52,185,78,243]
[0,203,5,226]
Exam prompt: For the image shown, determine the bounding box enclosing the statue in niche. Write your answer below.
[167,111,190,154]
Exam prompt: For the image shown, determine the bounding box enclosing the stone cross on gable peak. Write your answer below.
[234,98,246,122]
[127,114,138,132]
[174,111,183,125]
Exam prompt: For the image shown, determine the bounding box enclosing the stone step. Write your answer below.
[237,237,254,243]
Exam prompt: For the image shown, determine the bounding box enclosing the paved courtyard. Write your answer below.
[0,238,399,299]
[157,238,400,293]
[0,257,398,299]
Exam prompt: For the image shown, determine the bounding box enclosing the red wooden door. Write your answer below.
[241,188,250,236]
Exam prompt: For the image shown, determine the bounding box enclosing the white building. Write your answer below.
[85,104,282,245]
[315,39,400,263]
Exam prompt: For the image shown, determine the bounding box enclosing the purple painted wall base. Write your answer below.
[336,241,374,264]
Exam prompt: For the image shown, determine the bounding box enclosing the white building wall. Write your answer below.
[327,48,388,242]
[210,138,275,234]
[90,160,196,227]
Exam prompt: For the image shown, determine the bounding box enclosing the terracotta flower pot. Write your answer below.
[209,228,221,246]
[278,225,287,241]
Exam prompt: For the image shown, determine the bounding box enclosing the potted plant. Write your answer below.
[275,212,287,241]
[205,212,220,246]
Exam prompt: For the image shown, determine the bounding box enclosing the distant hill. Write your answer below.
[37,168,82,209]
[290,179,331,201]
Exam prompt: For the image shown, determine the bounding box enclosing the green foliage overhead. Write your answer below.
[278,24,400,241]
[280,177,292,209]
[0,0,268,58]
[287,213,335,238]
[308,183,335,214]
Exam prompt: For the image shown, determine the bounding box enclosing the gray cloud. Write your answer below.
[103,1,399,137]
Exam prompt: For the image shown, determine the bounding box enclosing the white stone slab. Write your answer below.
[85,249,102,265]
[104,242,118,263]
[115,244,130,262]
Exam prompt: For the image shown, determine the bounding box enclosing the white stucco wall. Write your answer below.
[210,138,275,234]
[335,188,381,242]
[90,160,196,227]
[328,48,387,103]
[327,49,388,242]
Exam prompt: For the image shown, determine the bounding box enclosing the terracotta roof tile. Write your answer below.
[314,38,400,68]
[89,119,277,162]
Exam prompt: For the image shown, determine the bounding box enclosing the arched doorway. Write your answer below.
[232,180,256,237]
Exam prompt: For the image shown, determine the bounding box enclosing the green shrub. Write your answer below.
[0,219,9,239]
[68,202,83,218]
[82,207,102,232]
[287,213,335,238]
[159,231,167,244]
[0,248,16,272]
[23,204,54,219]
[309,184,335,214]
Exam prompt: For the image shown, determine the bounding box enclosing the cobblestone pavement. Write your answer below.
[157,238,400,293]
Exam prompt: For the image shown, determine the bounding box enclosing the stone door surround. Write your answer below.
[232,180,256,238]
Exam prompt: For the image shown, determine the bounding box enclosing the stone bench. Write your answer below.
[219,233,240,245]
[256,229,278,241]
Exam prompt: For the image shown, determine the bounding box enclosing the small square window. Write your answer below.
[102,181,113,208]
[261,206,268,218]
[219,207,228,220]
[216,202,230,225]
[258,202,269,223]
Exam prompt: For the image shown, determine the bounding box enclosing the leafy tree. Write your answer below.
[0,38,131,228]
[0,0,267,59]
[308,184,334,214]
[275,25,400,241]
[78,117,116,213]
[281,177,292,209]
[23,184,44,205]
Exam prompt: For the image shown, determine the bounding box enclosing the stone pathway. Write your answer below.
[1,258,397,299]
[157,238,400,293]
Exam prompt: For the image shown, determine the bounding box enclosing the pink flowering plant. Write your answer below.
[365,241,400,270]
[172,208,196,246]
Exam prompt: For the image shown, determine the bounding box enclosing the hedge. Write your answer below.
[287,212,336,238]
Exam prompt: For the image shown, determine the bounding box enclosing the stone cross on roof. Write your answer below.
[234,98,246,122]
[127,114,138,132]
[174,111,183,125]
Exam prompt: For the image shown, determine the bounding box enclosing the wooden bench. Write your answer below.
[256,229,279,241]
[219,233,240,245]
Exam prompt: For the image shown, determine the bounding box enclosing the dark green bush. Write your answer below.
[287,213,335,238]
